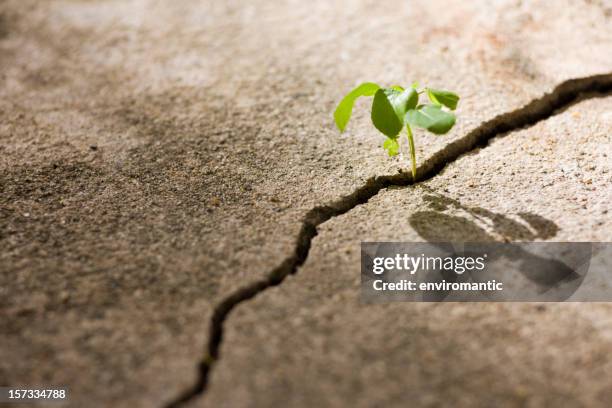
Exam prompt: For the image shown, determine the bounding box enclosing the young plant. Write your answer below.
[334,82,459,179]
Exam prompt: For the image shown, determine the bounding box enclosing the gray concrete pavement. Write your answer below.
[203,98,612,407]
[0,0,610,406]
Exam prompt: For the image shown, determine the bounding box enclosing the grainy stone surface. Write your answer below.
[203,99,612,407]
[0,0,610,406]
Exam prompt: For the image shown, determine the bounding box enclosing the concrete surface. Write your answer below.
[0,0,610,406]
[202,98,612,407]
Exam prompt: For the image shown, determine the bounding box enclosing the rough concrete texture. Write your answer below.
[0,0,610,406]
[202,98,612,407]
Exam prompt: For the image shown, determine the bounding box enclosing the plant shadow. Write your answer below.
[406,187,584,301]
[410,189,559,242]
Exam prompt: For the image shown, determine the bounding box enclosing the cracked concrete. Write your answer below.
[169,76,612,406]
[201,97,612,408]
[1,0,611,407]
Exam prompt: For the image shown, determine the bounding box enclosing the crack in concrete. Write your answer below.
[164,73,612,408]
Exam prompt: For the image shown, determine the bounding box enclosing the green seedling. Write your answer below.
[334,82,459,179]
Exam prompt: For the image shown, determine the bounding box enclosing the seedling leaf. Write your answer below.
[385,88,418,124]
[333,81,459,179]
[371,89,403,138]
[334,82,381,131]
[405,104,456,134]
[383,137,399,156]
[426,88,459,110]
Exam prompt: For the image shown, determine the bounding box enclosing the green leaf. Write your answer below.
[371,89,403,138]
[390,85,405,91]
[383,138,399,156]
[385,88,418,124]
[405,105,456,134]
[334,82,381,132]
[426,88,459,110]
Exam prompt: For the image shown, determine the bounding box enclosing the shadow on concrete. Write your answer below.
[408,188,583,300]
[410,189,558,242]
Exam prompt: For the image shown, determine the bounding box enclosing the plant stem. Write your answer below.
[406,125,417,179]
